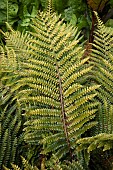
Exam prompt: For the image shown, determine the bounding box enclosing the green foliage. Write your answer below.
[0,0,67,31]
[47,154,84,170]
[109,0,113,6]
[0,0,91,40]
[0,0,113,40]
[77,133,113,153]
[76,12,113,160]
[0,38,25,168]
[3,155,84,170]
[2,1,113,169]
[0,23,30,169]
[3,156,39,170]
[0,6,100,169]
[105,19,113,27]
[63,0,91,33]
[0,0,18,26]
[17,0,39,29]
[0,0,40,32]
[20,10,99,162]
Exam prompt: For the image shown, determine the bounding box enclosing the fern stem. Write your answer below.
[56,63,73,160]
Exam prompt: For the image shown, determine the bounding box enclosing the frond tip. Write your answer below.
[46,0,55,14]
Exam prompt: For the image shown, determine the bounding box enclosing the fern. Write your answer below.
[76,12,113,155]
[77,133,113,153]
[90,12,113,101]
[4,155,84,170]
[90,12,113,134]
[12,10,100,162]
[61,161,84,170]
[0,5,103,169]
[47,154,84,170]
[0,91,21,168]
[0,30,26,168]
[3,157,39,170]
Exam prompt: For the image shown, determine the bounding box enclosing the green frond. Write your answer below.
[13,10,100,161]
[0,6,103,169]
[62,57,89,80]
[90,12,113,103]
[81,17,113,158]
[4,156,39,170]
[45,0,55,14]
[0,47,18,72]
[77,133,113,153]
[20,156,34,170]
[0,102,22,168]
[11,164,21,170]
[3,23,30,54]
[62,160,84,170]
[4,155,83,170]
[0,51,22,168]
[47,154,84,170]
[87,12,113,142]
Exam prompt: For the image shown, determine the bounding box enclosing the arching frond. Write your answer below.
[77,133,113,153]
[14,10,100,161]
[0,5,102,169]
[0,32,24,169]
[76,12,113,156]
[90,12,113,102]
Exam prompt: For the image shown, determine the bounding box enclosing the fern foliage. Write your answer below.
[3,156,39,170]
[77,133,113,153]
[91,12,113,102]
[1,5,107,169]
[0,9,100,166]
[46,154,84,170]
[76,12,113,155]
[0,47,22,168]
[3,155,84,170]
[14,10,100,161]
[0,23,31,169]
[90,12,113,136]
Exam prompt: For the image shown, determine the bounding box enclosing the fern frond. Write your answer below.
[0,102,21,168]
[47,154,84,170]
[62,160,84,170]
[20,156,34,170]
[4,156,39,170]
[4,155,83,170]
[77,12,113,159]
[46,0,55,14]
[14,10,100,161]
[0,48,22,168]
[86,12,113,137]
[0,6,101,168]
[77,133,113,153]
[90,12,113,102]
[3,23,30,53]
[11,164,21,170]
